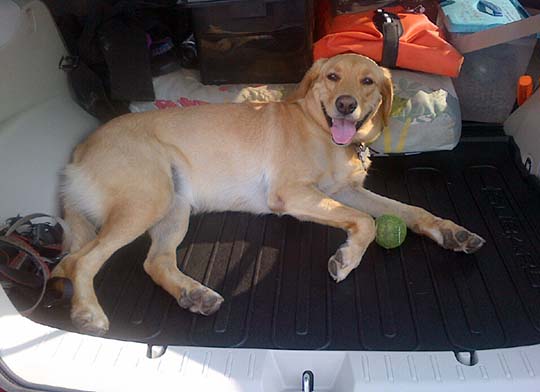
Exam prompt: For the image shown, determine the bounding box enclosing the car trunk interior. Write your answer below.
[20,131,540,353]
[1,0,540,390]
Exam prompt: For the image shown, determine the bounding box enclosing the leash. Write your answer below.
[0,214,72,316]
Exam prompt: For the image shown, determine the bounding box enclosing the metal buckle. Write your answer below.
[58,55,80,71]
[375,8,400,26]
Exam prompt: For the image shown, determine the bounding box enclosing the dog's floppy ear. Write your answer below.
[287,58,328,101]
[379,67,394,127]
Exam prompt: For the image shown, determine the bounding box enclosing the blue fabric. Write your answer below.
[439,0,528,33]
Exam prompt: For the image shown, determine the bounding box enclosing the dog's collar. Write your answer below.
[355,143,370,170]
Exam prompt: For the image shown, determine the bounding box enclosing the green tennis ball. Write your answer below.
[375,215,407,249]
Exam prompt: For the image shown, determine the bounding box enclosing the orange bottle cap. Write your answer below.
[517,75,534,106]
[519,75,533,87]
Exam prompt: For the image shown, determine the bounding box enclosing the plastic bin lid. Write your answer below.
[439,0,529,33]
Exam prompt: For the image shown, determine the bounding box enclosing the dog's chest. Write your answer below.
[317,150,370,194]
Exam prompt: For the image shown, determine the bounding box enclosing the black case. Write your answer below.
[191,0,314,85]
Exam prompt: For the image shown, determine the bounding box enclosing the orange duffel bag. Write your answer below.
[314,7,464,77]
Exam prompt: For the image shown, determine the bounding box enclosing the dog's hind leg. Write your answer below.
[61,205,97,260]
[143,196,224,316]
[51,206,96,281]
[58,201,168,336]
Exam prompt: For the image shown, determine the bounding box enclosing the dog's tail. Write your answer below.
[60,148,103,254]
[61,203,97,254]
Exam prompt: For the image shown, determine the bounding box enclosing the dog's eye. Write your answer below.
[361,77,374,85]
[327,73,340,82]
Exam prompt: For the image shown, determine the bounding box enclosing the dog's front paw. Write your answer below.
[430,219,485,254]
[178,285,224,316]
[71,304,110,336]
[328,248,345,282]
[328,244,366,283]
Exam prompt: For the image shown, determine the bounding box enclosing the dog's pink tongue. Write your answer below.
[331,119,356,144]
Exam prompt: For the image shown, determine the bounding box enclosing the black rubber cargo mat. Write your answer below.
[32,138,540,351]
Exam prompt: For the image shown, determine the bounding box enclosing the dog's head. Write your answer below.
[291,54,393,146]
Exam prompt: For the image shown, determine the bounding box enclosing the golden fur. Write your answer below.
[53,54,485,335]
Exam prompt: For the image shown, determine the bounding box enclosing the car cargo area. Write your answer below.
[26,135,540,353]
[2,0,540,391]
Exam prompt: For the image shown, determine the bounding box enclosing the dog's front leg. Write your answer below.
[333,187,485,253]
[272,185,376,282]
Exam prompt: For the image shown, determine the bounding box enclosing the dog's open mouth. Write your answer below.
[321,103,372,145]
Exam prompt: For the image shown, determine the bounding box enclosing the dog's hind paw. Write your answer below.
[71,305,109,336]
[178,286,224,316]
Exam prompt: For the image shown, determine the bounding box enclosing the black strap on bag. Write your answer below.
[98,19,156,102]
[373,9,403,68]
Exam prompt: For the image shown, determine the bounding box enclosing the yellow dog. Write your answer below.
[54,54,485,335]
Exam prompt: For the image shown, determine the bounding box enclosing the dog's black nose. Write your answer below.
[335,95,358,115]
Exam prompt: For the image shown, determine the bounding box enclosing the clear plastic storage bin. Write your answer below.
[438,0,537,123]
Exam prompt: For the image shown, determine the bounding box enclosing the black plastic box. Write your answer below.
[190,0,314,85]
